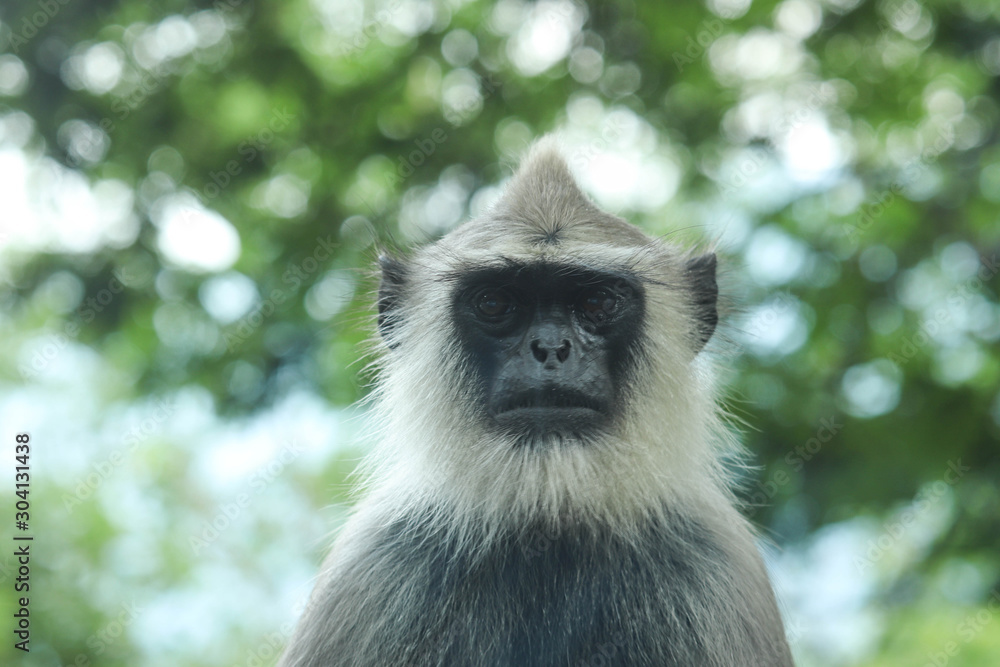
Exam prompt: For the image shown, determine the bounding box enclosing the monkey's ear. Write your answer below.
[685,253,718,352]
[377,254,407,348]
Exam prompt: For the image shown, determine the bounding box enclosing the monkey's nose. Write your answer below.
[530,338,571,364]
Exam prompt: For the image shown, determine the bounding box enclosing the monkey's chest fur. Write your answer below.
[286,507,791,667]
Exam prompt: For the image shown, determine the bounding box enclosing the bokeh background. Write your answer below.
[1,0,999,665]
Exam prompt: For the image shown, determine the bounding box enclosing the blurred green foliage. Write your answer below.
[0,0,999,665]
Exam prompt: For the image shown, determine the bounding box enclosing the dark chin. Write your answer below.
[492,407,606,443]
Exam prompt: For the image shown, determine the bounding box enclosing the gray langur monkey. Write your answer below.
[279,139,794,667]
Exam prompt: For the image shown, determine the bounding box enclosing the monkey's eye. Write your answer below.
[579,287,620,326]
[473,288,516,322]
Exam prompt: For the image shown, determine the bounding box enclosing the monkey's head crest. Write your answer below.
[442,139,654,253]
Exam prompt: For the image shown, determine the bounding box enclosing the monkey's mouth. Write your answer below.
[495,386,604,414]
[491,386,607,433]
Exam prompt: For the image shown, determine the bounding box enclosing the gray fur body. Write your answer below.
[279,140,793,667]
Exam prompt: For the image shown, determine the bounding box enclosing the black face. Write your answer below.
[450,263,646,443]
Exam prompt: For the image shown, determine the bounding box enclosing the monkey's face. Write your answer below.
[370,144,721,521]
[450,261,645,443]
